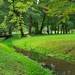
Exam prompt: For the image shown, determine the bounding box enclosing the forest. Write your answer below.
[0,0,75,75]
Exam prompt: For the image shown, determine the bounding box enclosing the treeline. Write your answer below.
[0,0,75,37]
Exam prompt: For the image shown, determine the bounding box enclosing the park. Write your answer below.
[0,0,75,75]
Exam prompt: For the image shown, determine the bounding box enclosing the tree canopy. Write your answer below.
[0,0,75,37]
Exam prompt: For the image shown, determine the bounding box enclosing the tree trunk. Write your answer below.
[57,25,60,34]
[8,25,12,37]
[50,26,53,34]
[54,26,57,34]
[29,15,33,34]
[40,13,46,34]
[19,23,24,37]
[35,22,39,34]
[47,25,49,34]
[65,25,68,34]
[19,14,24,37]
[61,24,64,34]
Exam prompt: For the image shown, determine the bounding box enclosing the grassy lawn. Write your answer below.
[0,34,75,75]
[0,43,53,75]
[14,34,75,62]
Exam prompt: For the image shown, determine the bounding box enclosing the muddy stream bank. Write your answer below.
[14,46,75,75]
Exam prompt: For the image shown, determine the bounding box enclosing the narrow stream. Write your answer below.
[14,46,75,75]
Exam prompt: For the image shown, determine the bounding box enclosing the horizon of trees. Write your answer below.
[0,0,75,37]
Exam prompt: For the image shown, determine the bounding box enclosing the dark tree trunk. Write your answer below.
[40,24,44,34]
[40,13,46,34]
[63,27,65,34]
[61,24,64,34]
[20,27,24,37]
[35,22,40,34]
[57,25,60,34]
[55,30,57,34]
[8,25,12,37]
[47,25,49,34]
[19,22,24,37]
[65,25,68,34]
[54,26,57,34]
[29,15,33,35]
[19,14,24,37]
[61,28,63,34]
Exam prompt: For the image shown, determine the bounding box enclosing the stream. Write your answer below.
[14,46,75,75]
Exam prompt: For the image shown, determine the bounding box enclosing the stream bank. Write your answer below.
[14,46,75,75]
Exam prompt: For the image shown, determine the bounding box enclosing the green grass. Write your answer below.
[0,34,75,75]
[14,34,75,62]
[0,43,53,75]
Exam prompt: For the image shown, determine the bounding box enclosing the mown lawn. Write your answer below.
[14,34,75,62]
[0,43,53,75]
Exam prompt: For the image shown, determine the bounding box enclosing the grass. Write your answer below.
[0,43,53,75]
[0,34,75,75]
[14,34,75,62]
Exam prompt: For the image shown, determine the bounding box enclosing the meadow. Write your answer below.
[0,34,75,75]
[0,43,53,75]
[14,34,75,62]
[0,0,75,75]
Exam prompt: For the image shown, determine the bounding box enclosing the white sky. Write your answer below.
[37,0,39,4]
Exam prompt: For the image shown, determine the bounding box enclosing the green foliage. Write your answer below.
[15,2,33,13]
[0,0,4,6]
[0,16,7,29]
[0,0,75,75]
[0,0,75,35]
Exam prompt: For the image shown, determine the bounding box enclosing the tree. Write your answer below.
[0,0,75,36]
[7,0,33,37]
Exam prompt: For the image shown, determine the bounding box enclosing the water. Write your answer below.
[41,57,75,75]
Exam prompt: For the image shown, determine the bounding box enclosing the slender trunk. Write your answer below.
[19,22,24,37]
[55,30,57,34]
[65,25,68,34]
[47,25,49,34]
[50,25,53,34]
[40,24,44,34]
[8,25,12,37]
[20,25,24,37]
[63,28,65,34]
[63,25,66,34]
[35,22,39,34]
[19,14,24,37]
[54,26,57,34]
[61,24,64,34]
[29,15,32,34]
[40,13,46,34]
[57,25,59,34]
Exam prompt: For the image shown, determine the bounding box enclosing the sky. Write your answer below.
[37,0,39,4]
